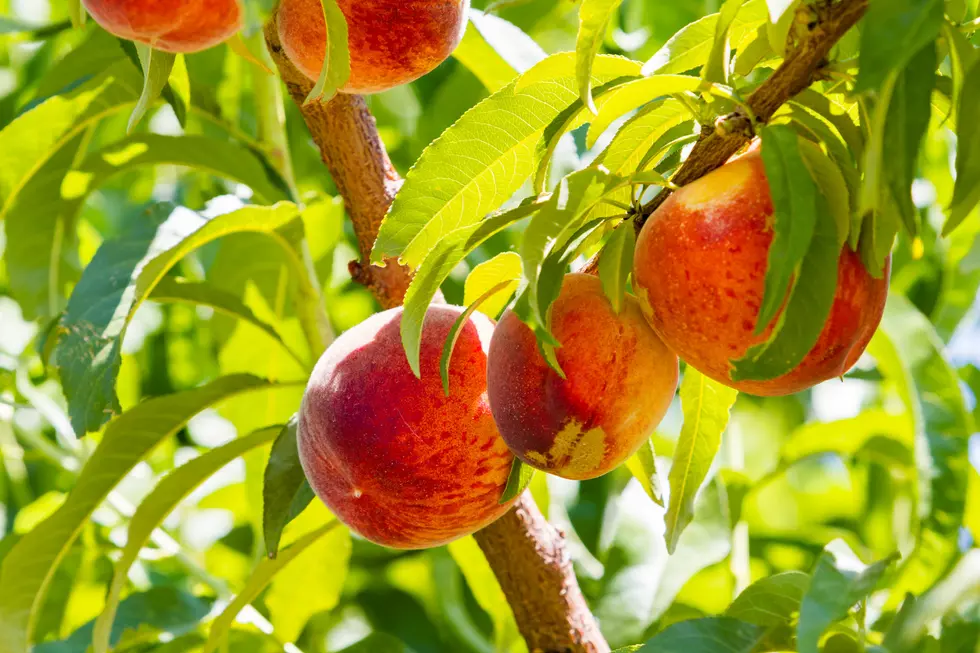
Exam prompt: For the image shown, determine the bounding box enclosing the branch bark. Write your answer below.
[264,16,610,653]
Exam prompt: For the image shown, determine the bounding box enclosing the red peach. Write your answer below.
[487,274,678,481]
[298,305,515,549]
[277,0,470,94]
[82,0,242,53]
[633,150,889,396]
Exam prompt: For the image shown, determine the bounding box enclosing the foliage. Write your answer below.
[1,0,979,652]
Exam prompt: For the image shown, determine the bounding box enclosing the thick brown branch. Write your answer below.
[637,0,868,225]
[264,15,609,653]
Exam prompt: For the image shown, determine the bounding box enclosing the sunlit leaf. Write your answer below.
[638,617,765,652]
[127,44,175,132]
[454,9,546,93]
[304,0,350,104]
[703,0,747,84]
[576,0,625,113]
[463,251,523,318]
[597,219,636,313]
[263,417,314,559]
[625,439,664,507]
[854,0,944,93]
[946,57,980,234]
[726,571,810,626]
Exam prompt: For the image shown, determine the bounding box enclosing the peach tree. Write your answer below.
[0,0,979,652]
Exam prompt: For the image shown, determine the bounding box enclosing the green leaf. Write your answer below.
[946,57,980,234]
[440,279,515,395]
[854,0,944,93]
[304,0,351,104]
[594,99,691,173]
[448,536,522,652]
[201,521,342,653]
[598,219,636,313]
[0,375,281,653]
[522,168,625,327]
[576,0,625,113]
[780,409,913,466]
[499,459,535,504]
[868,295,974,603]
[586,75,706,149]
[726,571,810,626]
[0,61,141,318]
[703,0,747,84]
[665,367,738,553]
[453,10,546,93]
[642,0,767,76]
[92,425,281,653]
[371,53,641,268]
[127,44,175,132]
[883,43,936,236]
[625,439,664,507]
[149,277,307,369]
[116,39,188,127]
[638,617,766,652]
[752,125,819,334]
[463,251,523,318]
[797,138,852,247]
[765,0,797,23]
[51,202,309,434]
[797,540,898,653]
[400,199,545,376]
[263,417,315,559]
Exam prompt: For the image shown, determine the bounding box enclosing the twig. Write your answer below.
[263,13,610,653]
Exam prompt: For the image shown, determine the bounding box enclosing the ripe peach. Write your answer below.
[277,0,470,94]
[633,150,889,396]
[487,274,678,481]
[298,305,515,549]
[82,0,242,53]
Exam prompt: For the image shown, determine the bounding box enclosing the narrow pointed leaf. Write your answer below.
[576,0,625,113]
[263,418,315,559]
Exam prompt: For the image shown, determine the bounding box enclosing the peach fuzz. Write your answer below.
[298,305,515,549]
[487,274,678,481]
[277,0,470,94]
[633,149,889,396]
[82,0,242,53]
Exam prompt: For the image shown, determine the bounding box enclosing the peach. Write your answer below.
[633,150,889,396]
[82,0,242,53]
[277,0,470,94]
[486,274,678,481]
[298,305,515,549]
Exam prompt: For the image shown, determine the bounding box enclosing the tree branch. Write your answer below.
[264,16,609,653]
[639,0,868,224]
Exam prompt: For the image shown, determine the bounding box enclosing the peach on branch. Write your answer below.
[277,0,470,94]
[487,274,678,481]
[633,149,889,396]
[82,0,242,53]
[298,304,515,549]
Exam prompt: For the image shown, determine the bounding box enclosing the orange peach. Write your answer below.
[633,150,889,396]
[298,305,515,549]
[487,274,678,481]
[277,0,470,94]
[82,0,242,53]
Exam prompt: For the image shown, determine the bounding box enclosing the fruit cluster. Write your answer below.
[299,148,889,549]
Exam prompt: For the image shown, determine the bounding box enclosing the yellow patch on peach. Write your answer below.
[524,421,608,480]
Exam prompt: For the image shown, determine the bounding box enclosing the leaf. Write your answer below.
[625,439,664,507]
[0,61,141,318]
[882,43,936,236]
[51,203,310,434]
[780,410,913,466]
[263,417,315,559]
[463,251,523,318]
[127,44,175,132]
[149,277,307,369]
[641,0,768,76]
[371,53,641,268]
[400,199,545,376]
[586,75,706,149]
[796,540,898,653]
[725,571,810,626]
[576,0,625,113]
[499,459,535,504]
[0,375,280,653]
[92,425,281,653]
[797,138,852,247]
[868,295,974,602]
[598,219,636,313]
[454,9,547,93]
[447,536,521,652]
[665,367,738,553]
[304,0,351,104]
[946,57,980,234]
[440,279,515,394]
[703,0,747,84]
[594,99,691,173]
[765,0,797,23]
[201,521,342,653]
[637,617,766,652]
[752,125,819,334]
[522,168,625,327]
[854,0,944,93]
